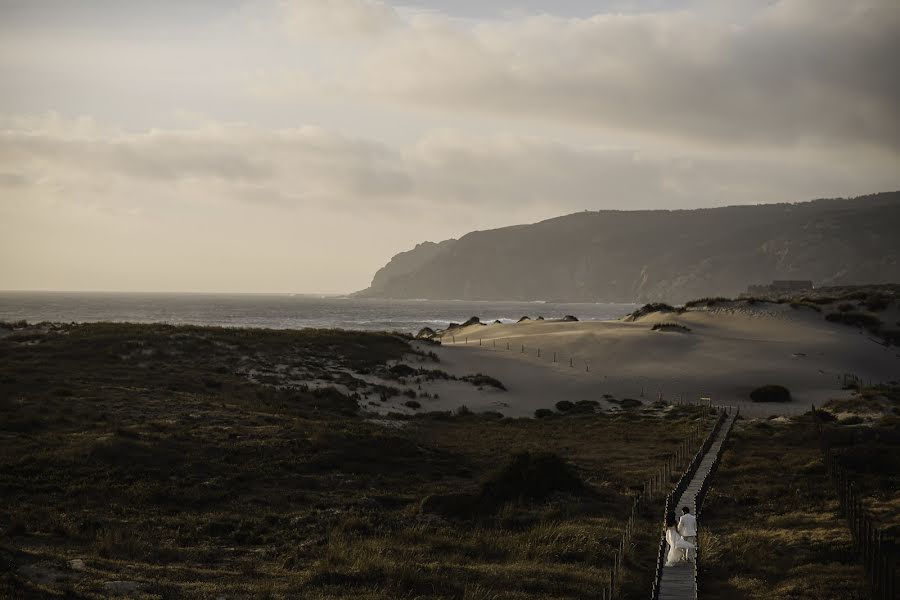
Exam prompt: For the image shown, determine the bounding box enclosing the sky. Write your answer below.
[1,0,899,294]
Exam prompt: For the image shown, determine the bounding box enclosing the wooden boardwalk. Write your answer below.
[656,412,737,600]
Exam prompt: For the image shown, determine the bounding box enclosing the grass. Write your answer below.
[820,385,900,538]
[0,322,709,599]
[684,297,731,308]
[650,322,691,333]
[627,303,680,320]
[700,415,871,599]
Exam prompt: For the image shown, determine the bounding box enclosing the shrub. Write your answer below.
[608,397,642,409]
[813,410,837,423]
[651,322,691,332]
[461,373,506,390]
[684,297,730,308]
[571,399,600,413]
[825,311,882,333]
[403,400,421,410]
[420,452,586,518]
[534,408,554,419]
[789,301,821,312]
[629,303,677,320]
[750,385,792,403]
[864,295,890,312]
[555,400,574,412]
[389,364,417,377]
[479,452,586,508]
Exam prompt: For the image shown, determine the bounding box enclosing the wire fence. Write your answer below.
[442,334,815,419]
[650,407,737,600]
[599,404,720,599]
[811,406,897,600]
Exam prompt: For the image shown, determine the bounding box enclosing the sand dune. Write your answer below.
[406,302,900,418]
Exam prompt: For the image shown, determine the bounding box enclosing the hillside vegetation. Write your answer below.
[356,192,900,303]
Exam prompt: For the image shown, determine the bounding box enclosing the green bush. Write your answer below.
[479,452,586,509]
[685,297,731,308]
[651,322,691,332]
[750,385,792,403]
[629,303,678,319]
[461,373,506,390]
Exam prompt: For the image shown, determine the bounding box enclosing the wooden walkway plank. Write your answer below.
[654,411,737,600]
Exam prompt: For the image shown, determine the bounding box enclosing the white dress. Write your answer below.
[665,527,695,566]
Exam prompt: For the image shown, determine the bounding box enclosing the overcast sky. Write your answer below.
[1,0,898,293]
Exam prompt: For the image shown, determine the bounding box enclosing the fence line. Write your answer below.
[442,334,804,419]
[649,406,733,599]
[596,404,716,599]
[811,406,897,600]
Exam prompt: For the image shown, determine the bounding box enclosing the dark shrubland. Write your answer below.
[0,321,710,599]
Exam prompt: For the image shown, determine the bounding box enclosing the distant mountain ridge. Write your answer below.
[356,192,900,303]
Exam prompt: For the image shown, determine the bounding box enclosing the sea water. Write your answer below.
[0,292,636,334]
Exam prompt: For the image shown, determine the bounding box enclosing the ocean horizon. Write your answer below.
[0,291,637,334]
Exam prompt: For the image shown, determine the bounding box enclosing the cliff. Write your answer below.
[355,192,900,303]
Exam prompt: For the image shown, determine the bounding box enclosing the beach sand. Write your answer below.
[389,302,900,418]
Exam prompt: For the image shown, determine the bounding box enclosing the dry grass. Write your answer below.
[0,322,708,599]
[699,416,869,599]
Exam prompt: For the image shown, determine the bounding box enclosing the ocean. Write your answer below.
[0,292,636,334]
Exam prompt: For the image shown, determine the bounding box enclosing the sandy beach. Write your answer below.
[388,302,900,418]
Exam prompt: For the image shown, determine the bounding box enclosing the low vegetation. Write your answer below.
[750,385,792,403]
[684,297,731,308]
[825,311,883,332]
[0,322,710,598]
[700,415,869,599]
[627,303,681,320]
[789,300,822,312]
[650,322,691,332]
[819,385,900,537]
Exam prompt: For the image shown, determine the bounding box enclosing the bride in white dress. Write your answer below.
[664,511,695,566]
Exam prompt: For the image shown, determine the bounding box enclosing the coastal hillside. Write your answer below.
[357,192,900,303]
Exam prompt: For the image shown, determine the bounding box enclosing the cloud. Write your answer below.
[274,0,900,154]
[0,116,412,207]
[3,113,895,220]
[3,112,897,293]
[279,0,401,36]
